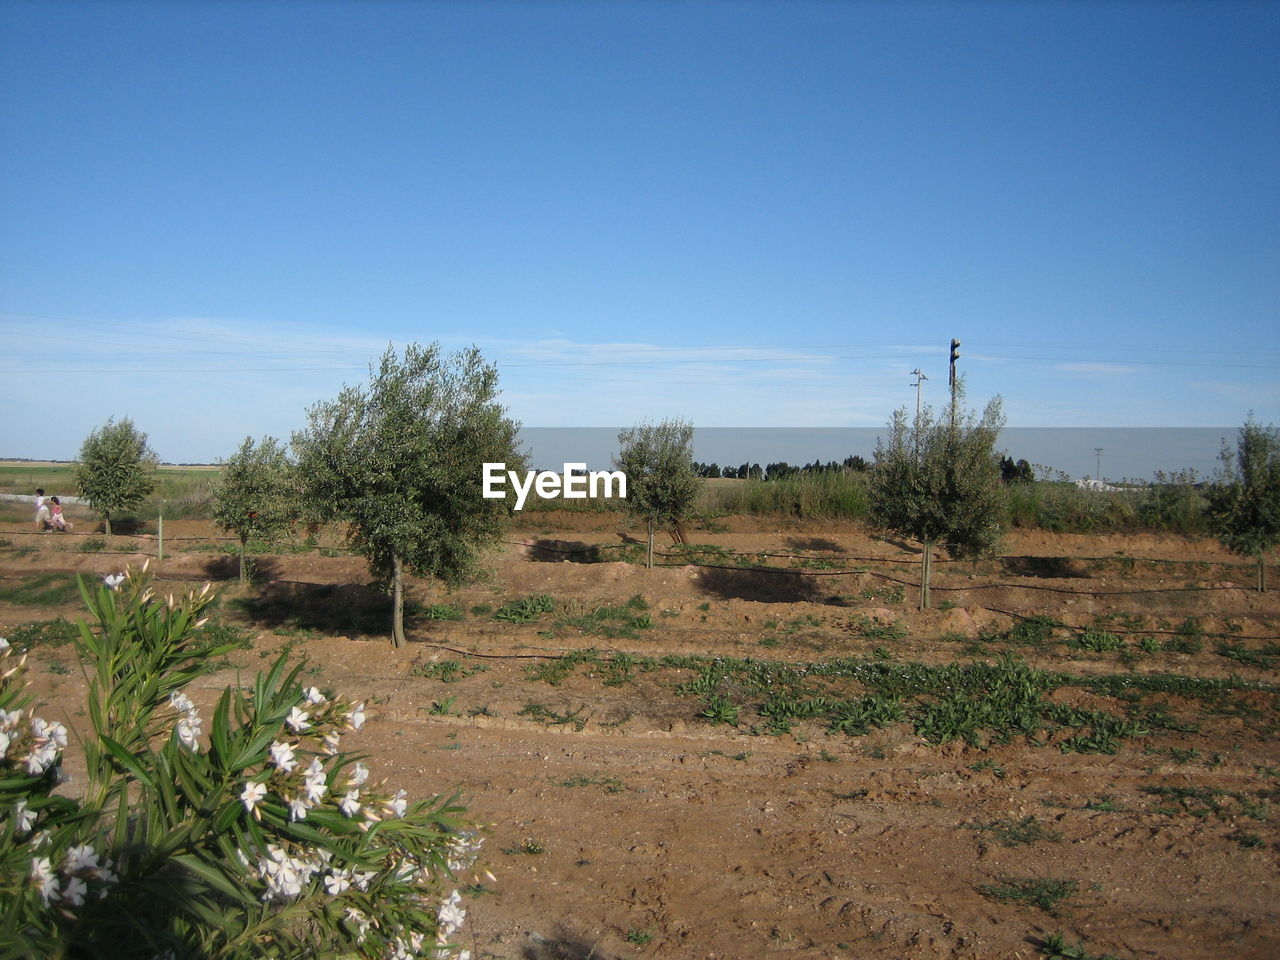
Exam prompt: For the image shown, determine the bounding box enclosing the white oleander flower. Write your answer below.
[348,761,369,787]
[31,717,68,749]
[305,686,326,705]
[13,799,36,834]
[94,859,118,887]
[324,869,351,896]
[268,740,297,773]
[285,707,311,733]
[25,742,59,776]
[63,844,100,873]
[339,789,361,817]
[347,702,366,730]
[240,781,267,813]
[303,757,328,803]
[286,794,309,822]
[386,789,408,818]
[60,876,88,907]
[176,716,201,751]
[437,889,466,938]
[31,857,58,905]
[103,573,125,590]
[322,731,341,755]
[344,906,371,942]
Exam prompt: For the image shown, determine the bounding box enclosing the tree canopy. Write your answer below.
[293,343,522,646]
[868,392,1006,608]
[74,417,158,536]
[614,419,701,567]
[211,435,298,583]
[1205,416,1280,592]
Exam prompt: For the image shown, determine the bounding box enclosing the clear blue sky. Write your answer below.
[2,0,1277,469]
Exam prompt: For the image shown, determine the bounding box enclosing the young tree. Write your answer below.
[293,343,522,647]
[212,436,298,584]
[868,392,1007,609]
[614,419,701,568]
[74,417,159,535]
[1205,416,1280,592]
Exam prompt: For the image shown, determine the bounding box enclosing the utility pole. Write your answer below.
[1094,447,1103,482]
[948,338,960,428]
[910,368,928,419]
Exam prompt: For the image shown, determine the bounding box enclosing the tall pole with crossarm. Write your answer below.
[910,368,928,420]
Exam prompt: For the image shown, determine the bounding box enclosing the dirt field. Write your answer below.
[2,505,1278,960]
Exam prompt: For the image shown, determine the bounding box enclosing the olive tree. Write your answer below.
[293,343,522,647]
[613,419,701,568]
[1206,416,1280,592]
[74,417,159,535]
[868,392,1006,609]
[212,436,298,584]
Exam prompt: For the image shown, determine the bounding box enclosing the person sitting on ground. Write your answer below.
[48,496,73,532]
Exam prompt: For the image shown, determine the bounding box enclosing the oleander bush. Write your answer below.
[0,564,482,959]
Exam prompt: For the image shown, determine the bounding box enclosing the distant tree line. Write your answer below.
[694,455,871,480]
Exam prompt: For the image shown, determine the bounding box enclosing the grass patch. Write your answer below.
[1140,784,1269,819]
[850,615,907,642]
[0,572,82,607]
[421,603,465,621]
[553,601,653,640]
[965,816,1062,847]
[624,928,655,946]
[1070,629,1125,653]
[517,702,588,731]
[1005,615,1058,647]
[2,617,79,651]
[979,876,1078,915]
[493,594,556,623]
[1038,932,1120,960]
[410,659,488,682]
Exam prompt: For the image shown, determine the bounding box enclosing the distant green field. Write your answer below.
[0,461,222,514]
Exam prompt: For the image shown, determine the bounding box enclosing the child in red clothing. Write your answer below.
[48,496,73,532]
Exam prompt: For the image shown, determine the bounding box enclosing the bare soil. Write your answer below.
[2,505,1278,960]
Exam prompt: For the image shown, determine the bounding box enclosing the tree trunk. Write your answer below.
[1259,553,1267,594]
[920,541,932,610]
[103,513,112,537]
[647,518,654,569]
[391,553,406,648]
[239,535,249,585]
